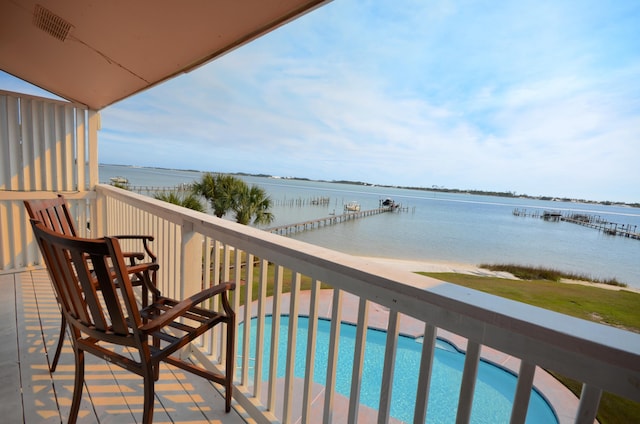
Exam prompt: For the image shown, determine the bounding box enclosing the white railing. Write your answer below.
[96,184,640,424]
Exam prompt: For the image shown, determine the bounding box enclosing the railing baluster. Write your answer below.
[200,237,213,355]
[510,361,536,424]
[233,247,242,292]
[456,340,481,424]
[378,309,399,424]
[576,384,602,424]
[215,244,232,362]
[222,244,231,284]
[253,259,269,399]
[241,253,254,386]
[414,323,437,424]
[208,239,221,358]
[212,239,221,286]
[348,298,369,423]
[302,279,321,423]
[180,220,202,360]
[323,289,343,424]
[171,221,179,297]
[283,272,301,423]
[267,265,284,413]
[159,217,170,295]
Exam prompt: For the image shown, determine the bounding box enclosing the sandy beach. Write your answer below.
[360,256,640,293]
[359,256,519,278]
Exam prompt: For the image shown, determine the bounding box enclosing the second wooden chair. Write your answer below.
[24,195,156,371]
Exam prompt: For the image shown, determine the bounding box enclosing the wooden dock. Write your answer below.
[272,196,331,207]
[126,184,194,194]
[561,213,640,239]
[513,209,640,240]
[119,184,412,234]
[267,207,392,235]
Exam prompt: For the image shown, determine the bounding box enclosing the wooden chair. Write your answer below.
[24,195,156,371]
[29,219,236,423]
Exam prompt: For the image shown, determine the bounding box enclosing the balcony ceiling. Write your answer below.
[0,0,329,110]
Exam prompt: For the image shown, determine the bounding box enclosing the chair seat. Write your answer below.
[141,296,230,358]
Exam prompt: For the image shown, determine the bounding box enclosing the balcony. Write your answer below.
[2,181,639,423]
[1,90,639,423]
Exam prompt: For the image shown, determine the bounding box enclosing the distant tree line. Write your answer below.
[327,179,637,207]
[148,168,637,209]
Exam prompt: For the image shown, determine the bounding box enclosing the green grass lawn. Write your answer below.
[418,271,640,424]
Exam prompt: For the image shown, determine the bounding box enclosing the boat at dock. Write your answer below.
[381,198,400,209]
[110,176,129,184]
[344,201,361,212]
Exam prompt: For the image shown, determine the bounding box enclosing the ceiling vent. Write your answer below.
[33,4,73,42]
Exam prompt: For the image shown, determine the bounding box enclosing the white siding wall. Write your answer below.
[0,90,98,271]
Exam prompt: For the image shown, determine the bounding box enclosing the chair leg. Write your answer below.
[68,348,85,424]
[142,365,155,424]
[225,374,232,413]
[142,285,148,308]
[50,314,66,372]
[153,337,160,380]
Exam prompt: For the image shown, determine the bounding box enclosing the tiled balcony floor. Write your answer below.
[0,269,247,424]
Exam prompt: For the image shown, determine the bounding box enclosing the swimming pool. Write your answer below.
[238,315,558,423]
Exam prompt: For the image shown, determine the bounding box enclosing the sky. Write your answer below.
[2,0,639,203]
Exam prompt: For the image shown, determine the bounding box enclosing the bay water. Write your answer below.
[100,164,640,288]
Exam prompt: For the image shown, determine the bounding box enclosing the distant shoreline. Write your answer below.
[101,163,203,173]
[99,163,638,207]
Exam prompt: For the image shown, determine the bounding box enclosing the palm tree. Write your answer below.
[154,191,205,212]
[233,184,274,225]
[192,173,243,217]
[192,173,274,225]
[212,174,244,218]
[192,172,217,207]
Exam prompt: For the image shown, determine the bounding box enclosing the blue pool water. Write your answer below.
[238,315,558,423]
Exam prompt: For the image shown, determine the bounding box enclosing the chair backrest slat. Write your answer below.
[35,225,92,324]
[30,220,142,338]
[88,251,132,335]
[71,249,110,331]
[24,195,78,236]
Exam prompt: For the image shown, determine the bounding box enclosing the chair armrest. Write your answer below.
[123,252,145,261]
[140,282,235,333]
[113,235,156,261]
[113,235,154,241]
[127,262,161,295]
[126,261,159,276]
